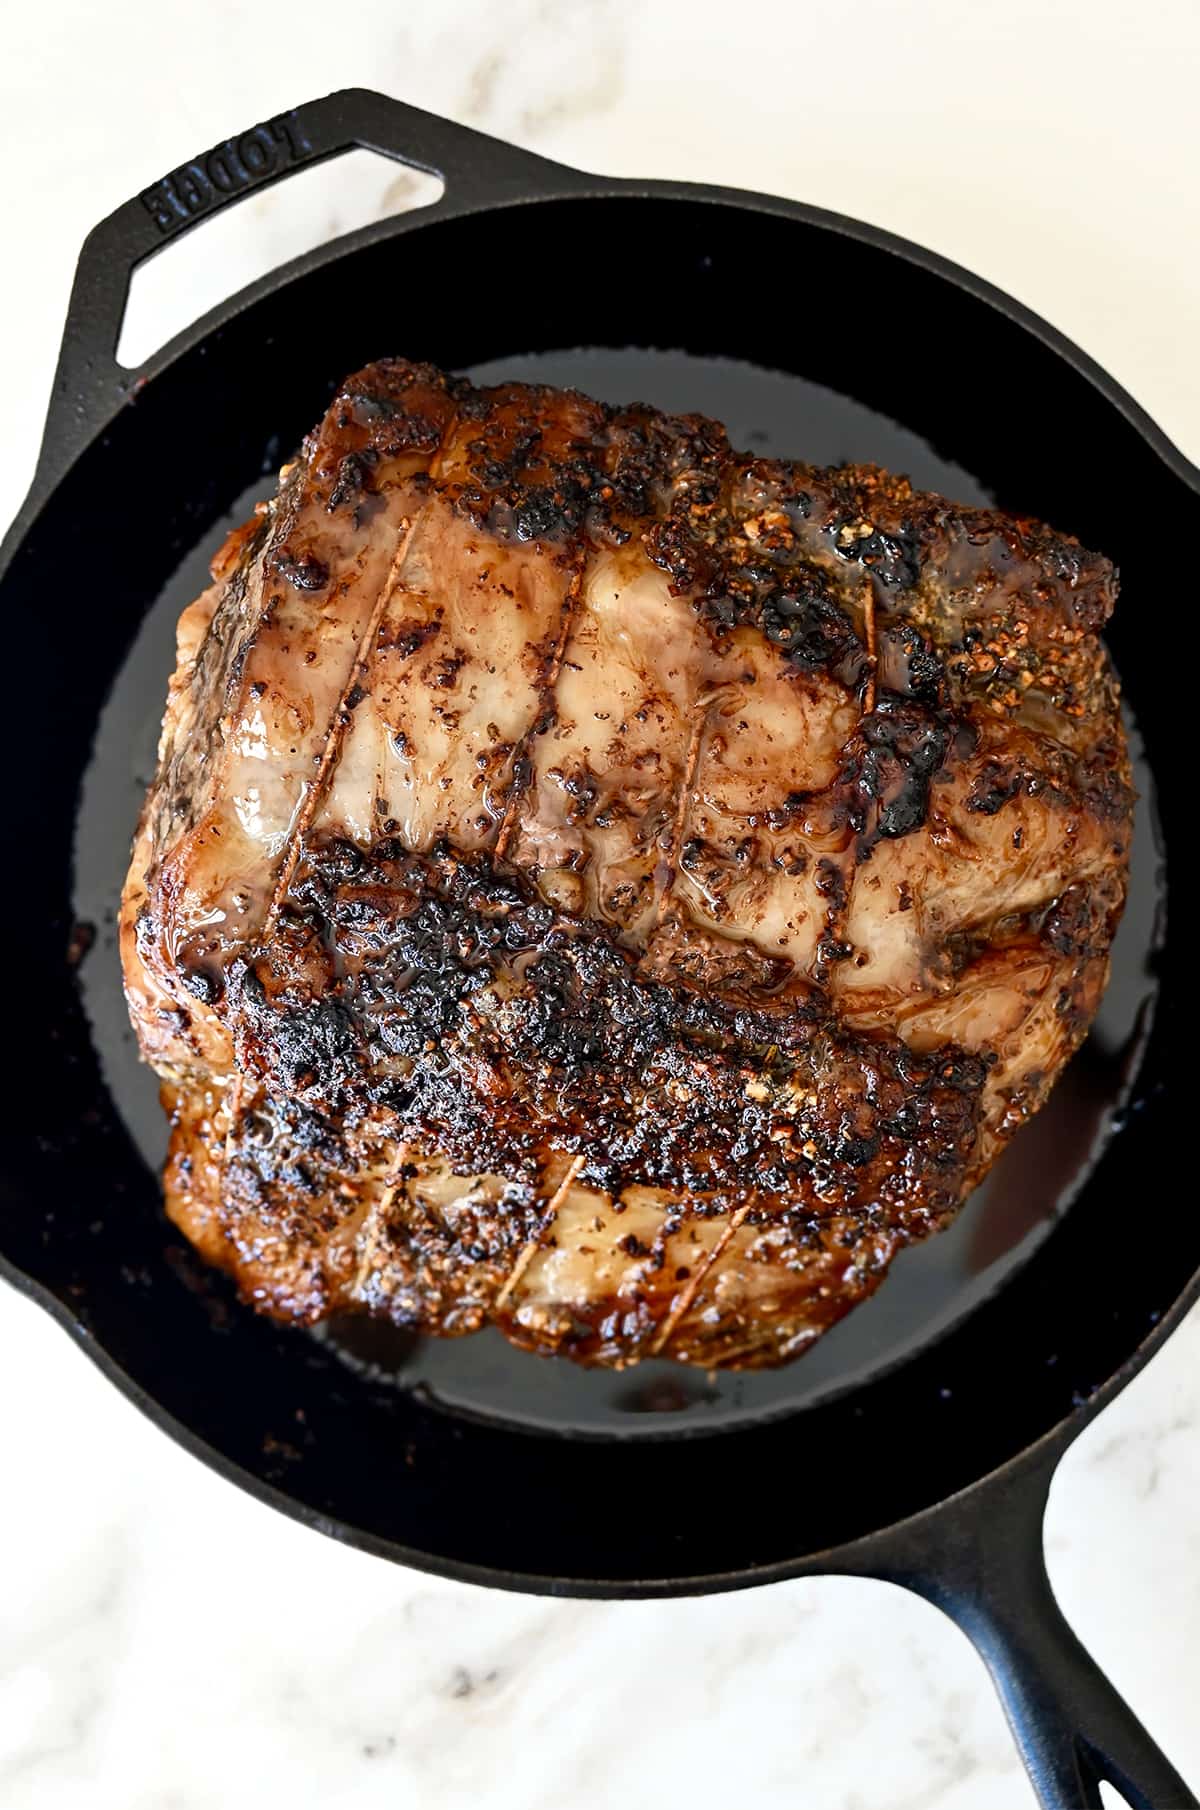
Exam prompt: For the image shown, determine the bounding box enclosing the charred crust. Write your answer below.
[965,741,1133,825]
[327,452,371,512]
[800,697,953,855]
[380,616,441,659]
[181,965,222,1005]
[216,837,988,1220]
[269,547,330,592]
[830,517,921,590]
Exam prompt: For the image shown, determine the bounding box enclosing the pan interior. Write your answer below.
[72,345,1161,1443]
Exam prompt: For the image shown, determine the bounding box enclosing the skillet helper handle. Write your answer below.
[37,87,572,494]
[863,1458,1198,1810]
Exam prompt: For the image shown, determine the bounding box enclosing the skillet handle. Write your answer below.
[851,1454,1198,1809]
[35,87,576,497]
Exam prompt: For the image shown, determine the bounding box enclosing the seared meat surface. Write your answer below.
[121,359,1131,1367]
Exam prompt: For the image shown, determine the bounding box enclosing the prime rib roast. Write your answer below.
[120,358,1131,1369]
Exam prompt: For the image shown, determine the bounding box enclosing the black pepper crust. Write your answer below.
[306,359,1120,734]
[336,360,1120,730]
[229,836,989,1224]
[161,1071,922,1363]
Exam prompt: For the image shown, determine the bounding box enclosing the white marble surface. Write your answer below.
[1,4,1198,1806]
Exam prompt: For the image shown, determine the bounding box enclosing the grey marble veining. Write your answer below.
[1,3,1197,1805]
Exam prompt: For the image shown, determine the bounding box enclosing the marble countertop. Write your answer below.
[1,4,1198,1806]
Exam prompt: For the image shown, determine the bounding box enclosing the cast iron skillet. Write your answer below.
[0,88,1194,1810]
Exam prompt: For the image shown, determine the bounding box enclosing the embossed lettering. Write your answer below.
[269,112,311,159]
[139,185,182,231]
[205,146,241,193]
[139,109,315,236]
[237,130,275,176]
[172,165,212,214]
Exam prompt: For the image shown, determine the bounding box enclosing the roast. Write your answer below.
[121,359,1131,1367]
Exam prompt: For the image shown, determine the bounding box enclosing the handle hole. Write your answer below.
[1100,1778,1147,1808]
[116,150,444,369]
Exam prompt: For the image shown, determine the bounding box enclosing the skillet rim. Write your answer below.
[2,1244,1195,1598]
[0,160,1195,1593]
[7,157,1198,543]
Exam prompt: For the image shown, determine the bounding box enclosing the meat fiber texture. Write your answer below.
[121,359,1131,1368]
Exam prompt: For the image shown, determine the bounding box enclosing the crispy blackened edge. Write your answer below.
[224,837,989,1228]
